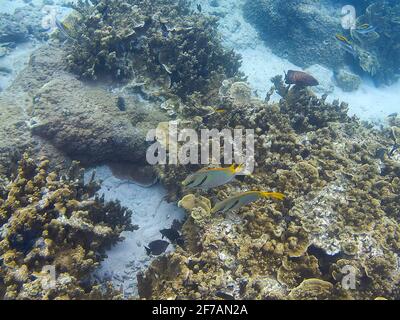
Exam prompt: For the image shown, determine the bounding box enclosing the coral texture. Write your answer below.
[64,0,242,99]
[138,79,400,300]
[0,154,135,299]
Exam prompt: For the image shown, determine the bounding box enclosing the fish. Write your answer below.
[354,24,377,35]
[182,164,244,190]
[145,240,169,256]
[335,34,357,56]
[55,18,76,42]
[284,70,319,87]
[160,228,182,243]
[335,34,352,45]
[215,291,235,300]
[211,191,285,214]
[197,4,202,12]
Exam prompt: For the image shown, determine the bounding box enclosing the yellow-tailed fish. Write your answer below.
[214,109,226,113]
[335,34,352,45]
[354,24,377,35]
[55,18,77,42]
[182,164,243,190]
[335,34,356,56]
[211,191,285,214]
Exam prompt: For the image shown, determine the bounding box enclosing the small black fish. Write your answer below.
[215,290,235,300]
[160,228,181,243]
[197,4,202,12]
[145,240,169,256]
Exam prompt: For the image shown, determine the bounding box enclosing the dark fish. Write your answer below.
[145,240,169,256]
[215,291,235,300]
[160,228,181,242]
[389,145,399,157]
[284,70,319,87]
[197,4,202,12]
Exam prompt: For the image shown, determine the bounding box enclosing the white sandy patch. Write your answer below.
[197,0,399,123]
[84,166,186,297]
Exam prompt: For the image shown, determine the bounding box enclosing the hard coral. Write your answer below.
[0,154,135,299]
[138,76,400,300]
[65,0,242,99]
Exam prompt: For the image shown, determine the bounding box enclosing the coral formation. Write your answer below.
[64,0,242,99]
[347,1,400,85]
[0,97,31,180]
[334,68,362,92]
[138,78,400,300]
[0,154,135,299]
[243,0,400,86]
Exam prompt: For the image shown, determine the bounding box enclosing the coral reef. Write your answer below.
[0,154,135,299]
[29,73,168,165]
[347,2,400,85]
[64,0,242,99]
[243,0,400,86]
[138,79,400,300]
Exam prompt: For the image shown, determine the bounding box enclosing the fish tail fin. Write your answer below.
[228,163,244,175]
[260,192,286,201]
[233,163,245,174]
[145,247,151,255]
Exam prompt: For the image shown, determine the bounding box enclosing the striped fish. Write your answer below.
[211,191,285,214]
[182,164,243,190]
[55,18,77,42]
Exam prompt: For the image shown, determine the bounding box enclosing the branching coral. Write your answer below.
[0,154,135,299]
[64,0,242,99]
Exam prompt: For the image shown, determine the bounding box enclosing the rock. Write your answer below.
[0,13,29,43]
[3,44,169,169]
[243,0,346,69]
[334,68,362,92]
[0,97,31,178]
[305,64,335,95]
[30,73,168,165]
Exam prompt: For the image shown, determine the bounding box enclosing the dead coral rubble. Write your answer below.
[0,154,135,299]
[138,79,400,300]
